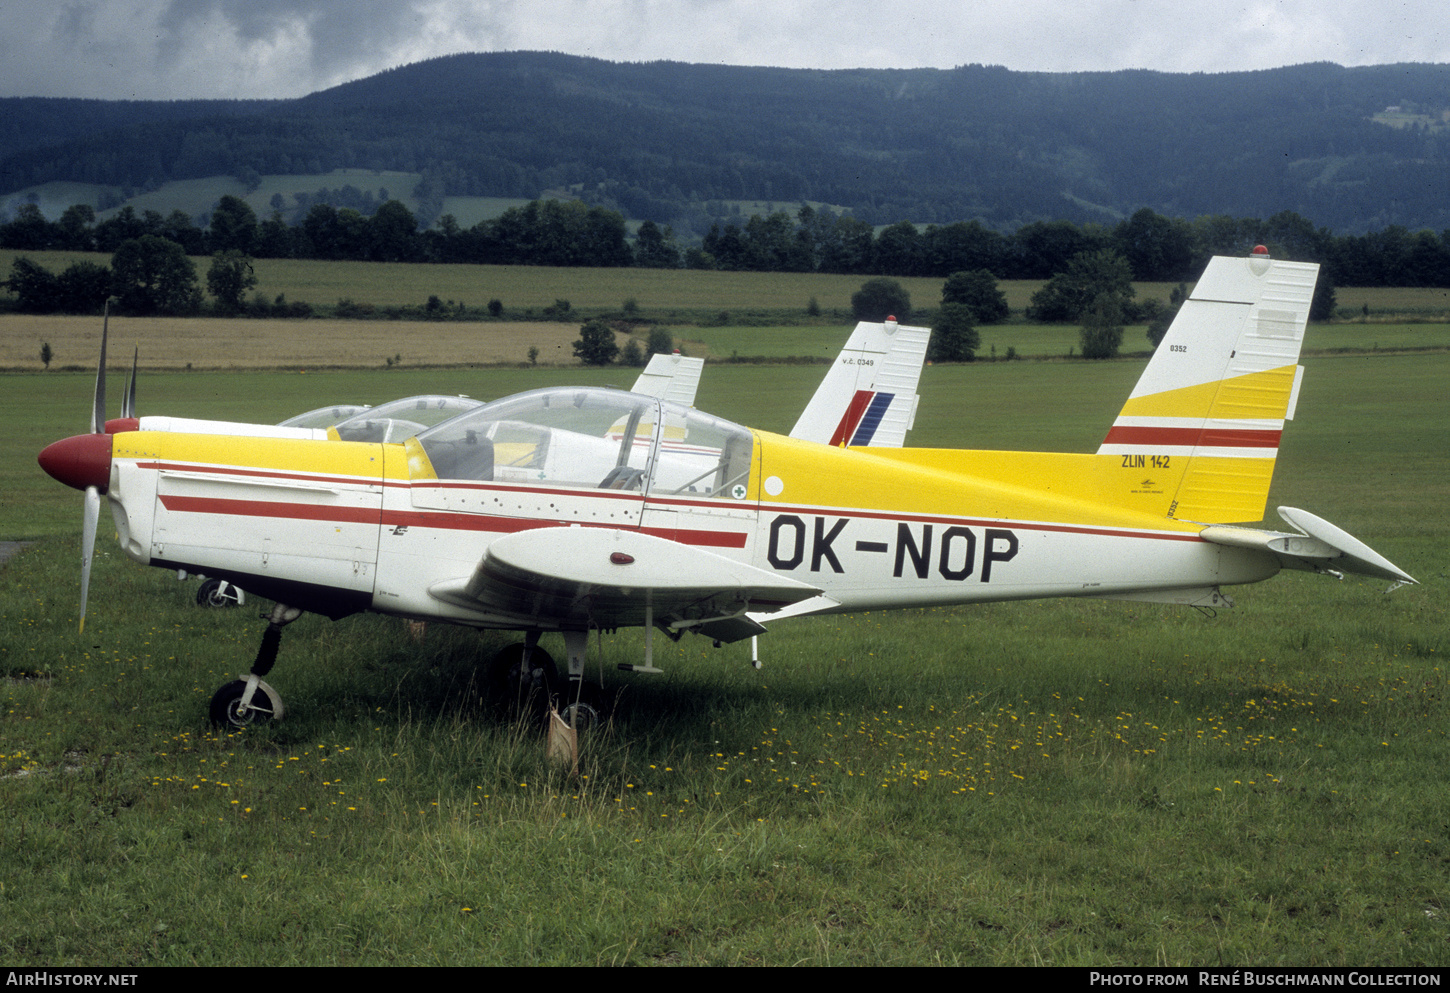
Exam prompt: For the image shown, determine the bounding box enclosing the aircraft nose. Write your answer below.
[38,433,113,493]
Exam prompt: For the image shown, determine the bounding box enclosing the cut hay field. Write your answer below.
[2,275,1447,965]
[6,305,1443,378]
[0,314,586,370]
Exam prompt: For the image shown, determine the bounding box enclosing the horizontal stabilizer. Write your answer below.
[1199,506,1416,585]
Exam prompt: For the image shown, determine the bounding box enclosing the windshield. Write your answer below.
[414,387,754,499]
[332,395,481,444]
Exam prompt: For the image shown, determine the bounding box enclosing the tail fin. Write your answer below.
[1097,249,1319,524]
[790,318,932,448]
[631,350,706,406]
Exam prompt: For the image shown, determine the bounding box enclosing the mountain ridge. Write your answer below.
[2,52,1448,234]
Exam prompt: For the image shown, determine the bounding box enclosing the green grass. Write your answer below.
[2,344,1446,965]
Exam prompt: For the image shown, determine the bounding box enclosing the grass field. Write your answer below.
[0,250,964,318]
[2,340,1445,965]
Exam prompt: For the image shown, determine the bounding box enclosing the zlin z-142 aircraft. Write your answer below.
[38,249,1414,731]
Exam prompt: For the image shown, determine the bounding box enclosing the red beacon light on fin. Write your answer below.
[1251,245,1270,257]
[1248,244,1272,275]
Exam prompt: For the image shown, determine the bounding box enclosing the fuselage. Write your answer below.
[85,418,1276,632]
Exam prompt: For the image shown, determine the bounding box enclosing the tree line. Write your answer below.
[4,194,1446,318]
[7,194,1448,288]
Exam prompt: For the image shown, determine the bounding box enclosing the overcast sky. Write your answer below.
[2,0,1447,101]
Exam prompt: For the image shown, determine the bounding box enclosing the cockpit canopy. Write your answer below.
[332,395,481,444]
[278,404,370,429]
[414,387,755,499]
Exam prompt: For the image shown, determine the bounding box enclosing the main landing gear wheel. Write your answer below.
[488,643,557,710]
[209,678,285,730]
[196,577,243,607]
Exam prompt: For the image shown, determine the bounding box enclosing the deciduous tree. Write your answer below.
[941,269,1009,323]
[5,257,62,312]
[1079,292,1125,359]
[206,250,257,314]
[573,318,619,366]
[209,195,258,254]
[111,235,201,315]
[928,303,981,362]
[1029,249,1135,323]
[851,277,911,322]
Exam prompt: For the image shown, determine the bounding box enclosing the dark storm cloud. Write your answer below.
[154,0,434,79]
[1,1,1447,100]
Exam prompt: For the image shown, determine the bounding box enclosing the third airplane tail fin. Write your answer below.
[1097,248,1319,524]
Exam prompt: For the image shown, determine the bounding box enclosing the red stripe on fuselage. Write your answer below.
[1102,426,1281,449]
[156,495,748,548]
[159,495,381,523]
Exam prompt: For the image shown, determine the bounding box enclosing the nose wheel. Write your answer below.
[208,603,301,729]
[196,577,244,607]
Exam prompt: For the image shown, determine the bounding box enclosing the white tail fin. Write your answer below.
[790,318,932,448]
[1097,249,1318,523]
[631,351,705,406]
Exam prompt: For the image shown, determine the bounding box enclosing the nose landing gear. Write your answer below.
[209,603,302,730]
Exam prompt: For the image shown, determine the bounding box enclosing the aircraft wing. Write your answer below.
[428,527,822,641]
[630,352,706,406]
[790,319,932,447]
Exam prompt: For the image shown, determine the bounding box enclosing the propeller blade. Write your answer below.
[81,485,100,633]
[90,303,109,435]
[121,346,137,419]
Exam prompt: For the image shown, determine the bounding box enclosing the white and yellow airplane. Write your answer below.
[99,326,927,612]
[38,249,1413,730]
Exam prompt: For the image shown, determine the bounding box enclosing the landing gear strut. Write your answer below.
[488,631,607,732]
[558,629,604,732]
[209,603,301,730]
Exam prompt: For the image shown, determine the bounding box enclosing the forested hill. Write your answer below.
[3,52,1449,234]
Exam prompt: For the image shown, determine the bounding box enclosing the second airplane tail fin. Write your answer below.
[1097,249,1319,524]
[791,318,932,448]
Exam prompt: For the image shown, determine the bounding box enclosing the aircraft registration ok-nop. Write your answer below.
[38,249,1414,731]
